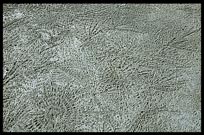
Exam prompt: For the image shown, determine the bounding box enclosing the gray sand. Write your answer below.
[3,4,201,132]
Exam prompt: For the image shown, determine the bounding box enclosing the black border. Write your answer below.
[1,1,202,134]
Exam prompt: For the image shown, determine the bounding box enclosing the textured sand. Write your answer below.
[3,4,201,132]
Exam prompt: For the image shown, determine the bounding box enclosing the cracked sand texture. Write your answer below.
[3,4,201,132]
